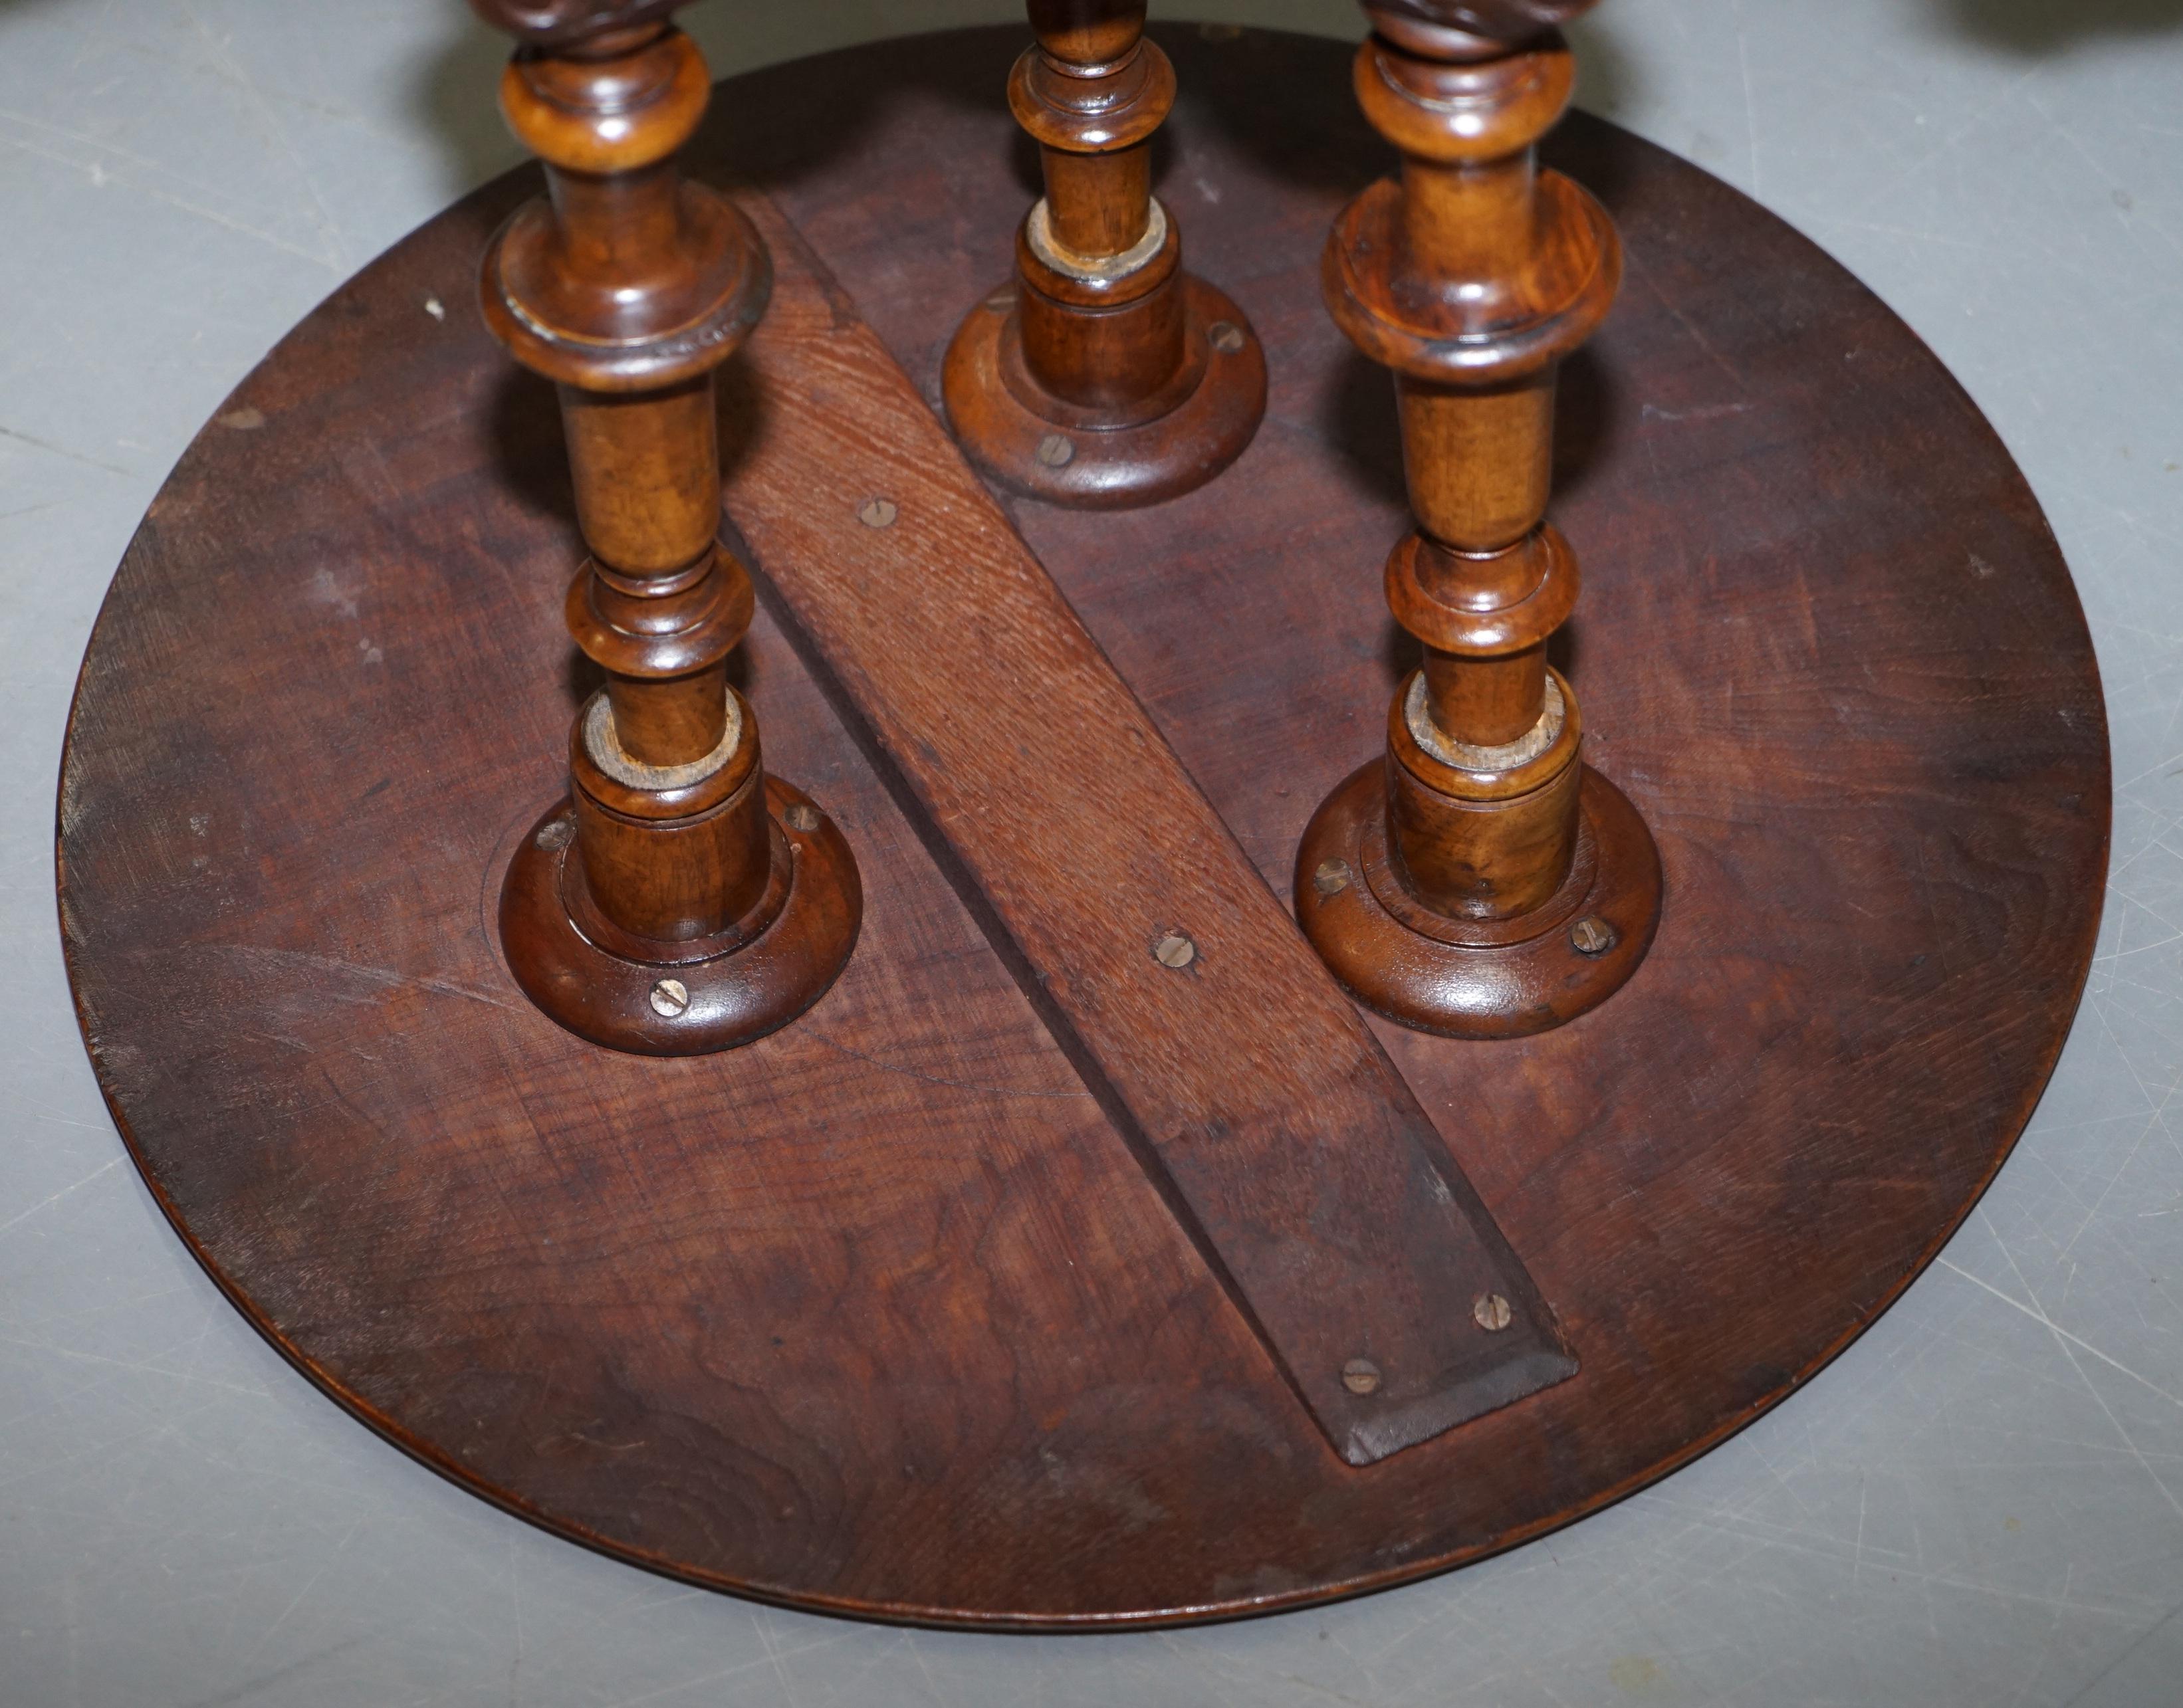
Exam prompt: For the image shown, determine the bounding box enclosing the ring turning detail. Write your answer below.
[1295,0,1664,1037]
[942,0,1267,507]
[475,0,861,1053]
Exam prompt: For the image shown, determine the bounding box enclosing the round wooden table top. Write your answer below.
[58,26,2108,1628]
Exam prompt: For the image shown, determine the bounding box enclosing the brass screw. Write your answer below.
[858,498,898,529]
[1153,932,1197,970]
[649,978,690,1018]
[1312,858,1352,898]
[1341,1358,1381,1396]
[1570,915,1619,957]
[1209,320,1246,355]
[783,802,822,833]
[1036,433,1076,469]
[1473,1293,1514,1333]
[535,818,573,851]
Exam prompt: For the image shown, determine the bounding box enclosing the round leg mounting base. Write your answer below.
[499,778,862,1057]
[1296,762,1664,1040]
[942,273,1266,509]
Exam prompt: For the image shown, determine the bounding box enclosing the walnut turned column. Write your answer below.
[478,0,860,1055]
[1294,0,1661,1039]
[943,2,1266,508]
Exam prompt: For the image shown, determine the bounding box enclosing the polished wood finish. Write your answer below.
[476,1,859,1052]
[58,27,2109,1628]
[941,1,1266,506]
[725,195,1575,1467]
[1296,0,1662,1039]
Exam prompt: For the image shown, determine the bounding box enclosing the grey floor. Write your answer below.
[5,1,2180,1703]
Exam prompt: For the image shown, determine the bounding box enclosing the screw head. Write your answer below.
[1209,320,1246,355]
[1153,932,1197,970]
[1341,1358,1382,1396]
[1570,915,1619,957]
[649,978,690,1017]
[782,801,822,833]
[1036,433,1076,469]
[858,497,897,529]
[1312,858,1352,899]
[1473,1293,1514,1333]
[534,817,573,851]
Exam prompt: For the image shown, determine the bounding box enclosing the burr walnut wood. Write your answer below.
[476,0,858,1052]
[1296,0,1663,1037]
[941,0,1264,506]
[58,27,2109,1630]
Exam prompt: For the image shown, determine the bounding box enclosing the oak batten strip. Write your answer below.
[730,194,1574,1466]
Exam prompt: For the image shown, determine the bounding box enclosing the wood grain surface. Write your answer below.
[722,195,1577,1465]
[57,26,2109,1627]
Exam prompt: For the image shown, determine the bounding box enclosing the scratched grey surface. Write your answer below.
[4,0,2180,1703]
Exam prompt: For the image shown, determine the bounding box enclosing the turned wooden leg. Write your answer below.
[943,1,1266,508]
[1294,0,1662,1039]
[475,1,860,1054]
